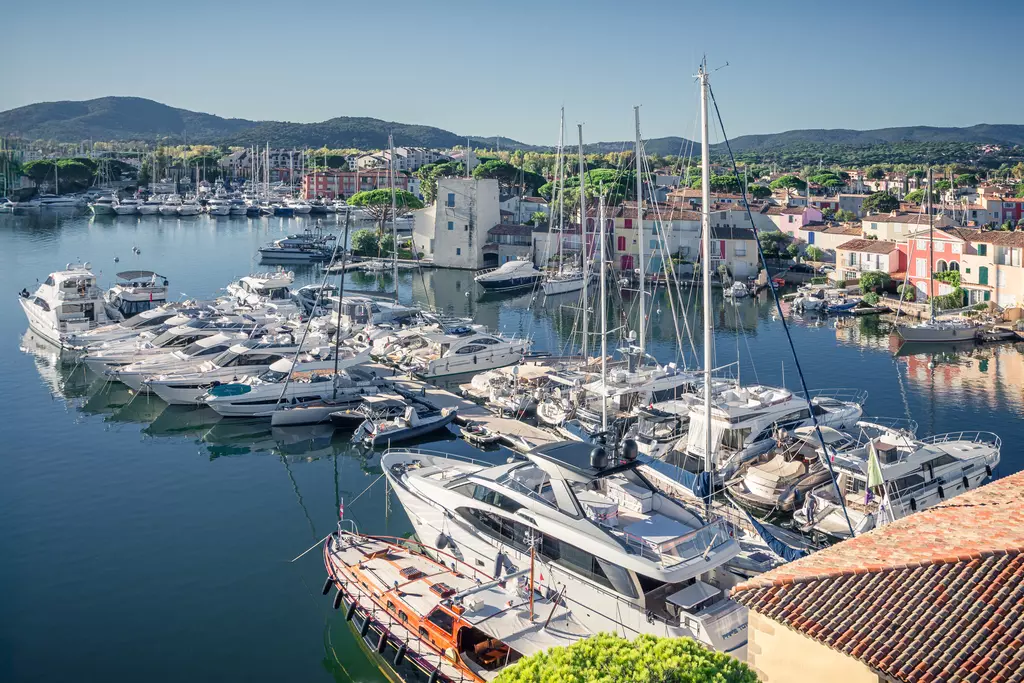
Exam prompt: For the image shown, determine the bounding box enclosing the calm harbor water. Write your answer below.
[1,212,1021,682]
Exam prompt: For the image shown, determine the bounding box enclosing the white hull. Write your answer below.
[91,205,116,215]
[114,206,138,215]
[159,206,180,216]
[138,205,161,215]
[208,207,231,216]
[541,274,591,295]
[177,206,201,216]
[411,350,524,379]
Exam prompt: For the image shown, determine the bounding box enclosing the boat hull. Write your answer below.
[476,275,541,292]
[896,324,978,343]
[367,411,456,447]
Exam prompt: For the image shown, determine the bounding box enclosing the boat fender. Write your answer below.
[359,616,372,637]
[322,577,334,596]
[393,643,408,666]
[345,601,357,620]
[376,630,389,653]
[986,465,992,477]
[427,670,440,683]
[493,552,505,579]
[909,498,917,512]
[436,533,449,550]
[937,484,945,500]
[333,589,345,610]
[963,476,970,491]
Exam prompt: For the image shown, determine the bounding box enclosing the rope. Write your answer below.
[709,83,856,539]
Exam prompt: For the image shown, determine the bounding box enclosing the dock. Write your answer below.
[363,364,561,451]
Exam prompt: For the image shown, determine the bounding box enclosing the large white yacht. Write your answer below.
[114,197,141,216]
[18,263,110,348]
[63,306,198,350]
[138,196,163,215]
[159,194,183,216]
[373,318,530,379]
[206,198,232,216]
[328,295,419,334]
[103,270,169,321]
[792,422,1000,539]
[382,441,749,657]
[226,271,298,316]
[200,359,384,417]
[111,332,248,391]
[90,193,117,216]
[474,259,543,292]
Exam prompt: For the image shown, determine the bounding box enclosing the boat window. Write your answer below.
[33,297,50,312]
[537,533,628,595]
[386,600,395,611]
[457,508,518,546]
[470,484,523,513]
[455,344,487,355]
[267,287,290,301]
[928,454,959,468]
[258,368,288,382]
[475,338,501,345]
[44,276,55,286]
[426,608,454,635]
[721,427,751,451]
[398,611,408,623]
[636,573,667,595]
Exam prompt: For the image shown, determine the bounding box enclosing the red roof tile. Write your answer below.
[836,238,899,254]
[734,472,1024,683]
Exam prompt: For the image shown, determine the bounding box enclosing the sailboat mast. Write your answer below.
[927,166,934,321]
[600,192,608,431]
[556,108,566,272]
[389,133,399,301]
[699,63,714,489]
[578,124,588,360]
[635,106,645,358]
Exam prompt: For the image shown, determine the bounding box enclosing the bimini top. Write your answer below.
[527,441,639,484]
[116,270,165,282]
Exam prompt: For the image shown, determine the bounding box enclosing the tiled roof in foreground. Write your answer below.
[733,471,1024,683]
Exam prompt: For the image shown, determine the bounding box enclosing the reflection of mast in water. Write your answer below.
[281,453,317,542]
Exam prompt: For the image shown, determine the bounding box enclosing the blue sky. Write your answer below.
[5,0,1022,145]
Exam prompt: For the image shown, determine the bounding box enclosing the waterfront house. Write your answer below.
[301,170,413,200]
[483,224,534,267]
[732,471,1024,683]
[800,223,863,254]
[834,239,904,283]
[903,227,968,300]
[954,229,1024,307]
[977,186,1024,227]
[613,203,701,272]
[707,226,759,279]
[765,205,824,238]
[862,212,953,243]
[499,195,550,225]
[411,177,500,269]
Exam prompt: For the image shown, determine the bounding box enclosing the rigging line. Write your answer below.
[709,83,856,539]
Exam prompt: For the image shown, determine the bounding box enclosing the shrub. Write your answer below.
[897,284,916,302]
[933,287,965,311]
[859,270,891,294]
[973,302,989,311]
[862,292,881,306]
[493,633,758,683]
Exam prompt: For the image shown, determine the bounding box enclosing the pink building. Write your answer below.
[302,170,410,200]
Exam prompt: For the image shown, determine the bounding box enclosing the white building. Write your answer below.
[412,177,500,269]
[499,195,550,224]
[357,147,449,173]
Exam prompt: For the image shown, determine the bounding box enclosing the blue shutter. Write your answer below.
[447,193,455,207]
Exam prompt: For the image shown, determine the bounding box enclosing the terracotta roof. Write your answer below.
[521,196,548,204]
[905,227,970,242]
[864,212,950,225]
[733,471,1024,683]
[964,230,1024,247]
[837,238,899,253]
[823,224,864,235]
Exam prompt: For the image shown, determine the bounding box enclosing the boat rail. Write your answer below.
[56,286,101,301]
[797,387,870,405]
[382,447,495,469]
[853,417,919,436]
[891,451,999,501]
[919,431,1001,450]
[620,518,732,568]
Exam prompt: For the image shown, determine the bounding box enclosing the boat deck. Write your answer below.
[363,364,560,451]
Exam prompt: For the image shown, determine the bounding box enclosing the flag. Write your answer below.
[339,498,344,520]
[867,440,884,490]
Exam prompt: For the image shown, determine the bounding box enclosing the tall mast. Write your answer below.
[556,108,566,273]
[635,106,645,358]
[599,191,608,431]
[927,166,934,321]
[699,62,713,494]
[389,133,399,301]
[578,124,588,360]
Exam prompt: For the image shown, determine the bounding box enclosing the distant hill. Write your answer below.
[2,97,1022,156]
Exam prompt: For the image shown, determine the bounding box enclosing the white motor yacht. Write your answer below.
[90,193,117,216]
[226,271,299,316]
[18,262,110,348]
[258,227,337,262]
[103,270,169,321]
[474,259,543,292]
[111,332,247,391]
[38,194,87,209]
[63,306,200,350]
[374,318,529,380]
[228,198,248,215]
[114,198,141,215]
[207,198,232,216]
[138,196,163,215]
[327,295,419,334]
[178,197,201,216]
[792,422,1000,539]
[200,359,385,418]
[382,441,750,657]
[159,194,183,216]
[287,198,313,214]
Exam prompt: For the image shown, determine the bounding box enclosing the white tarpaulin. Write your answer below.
[686,414,726,461]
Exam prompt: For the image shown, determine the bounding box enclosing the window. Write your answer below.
[617,236,626,251]
[788,215,794,223]
[447,221,453,231]
[870,223,878,230]
[734,244,746,257]
[915,258,926,277]
[649,239,657,249]
[455,344,487,355]
[456,247,461,256]
[935,241,944,252]
[998,269,1007,287]
[447,193,455,207]
[978,244,988,257]
[624,218,632,229]
[952,243,962,254]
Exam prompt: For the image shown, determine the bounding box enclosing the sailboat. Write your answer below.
[896,167,980,343]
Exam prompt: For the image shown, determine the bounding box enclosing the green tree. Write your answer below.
[749,185,771,200]
[21,160,55,187]
[954,173,978,187]
[862,191,900,214]
[493,633,758,683]
[903,189,938,204]
[933,180,952,193]
[769,174,807,191]
[528,210,547,226]
[758,230,790,258]
[808,171,845,190]
[859,270,891,294]
[908,168,926,180]
[835,208,857,222]
[350,228,379,257]
[416,160,464,204]
[1015,183,1024,198]
[805,245,825,262]
[472,159,545,195]
[348,189,423,231]
[865,165,887,180]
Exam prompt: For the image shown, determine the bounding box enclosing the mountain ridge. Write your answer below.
[2,96,1023,154]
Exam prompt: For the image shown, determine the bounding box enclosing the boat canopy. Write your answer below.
[116,270,165,282]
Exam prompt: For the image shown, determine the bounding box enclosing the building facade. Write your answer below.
[411,177,500,269]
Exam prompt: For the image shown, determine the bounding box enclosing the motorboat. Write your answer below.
[103,270,169,321]
[258,226,337,262]
[723,281,749,299]
[327,393,417,428]
[111,332,248,391]
[273,203,295,217]
[895,318,981,343]
[18,262,110,348]
[308,198,333,214]
[287,198,313,214]
[474,259,543,292]
[228,198,248,215]
[292,283,338,316]
[200,359,385,418]
[138,196,163,215]
[207,198,232,216]
[159,194,183,216]
[375,318,530,380]
[323,531,589,683]
[90,193,117,216]
[177,197,201,216]
[63,306,198,350]
[792,422,1000,540]
[460,420,502,446]
[381,441,750,656]
[80,319,265,374]
[114,198,141,215]
[38,194,87,209]
[353,403,457,447]
[226,271,298,315]
[0,197,13,213]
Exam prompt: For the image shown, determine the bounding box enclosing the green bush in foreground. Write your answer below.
[494,633,758,683]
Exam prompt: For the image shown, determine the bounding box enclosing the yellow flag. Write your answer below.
[867,440,884,489]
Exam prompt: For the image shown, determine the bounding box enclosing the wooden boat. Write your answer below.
[322,530,587,683]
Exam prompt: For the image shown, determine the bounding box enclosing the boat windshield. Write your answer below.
[264,287,290,301]
[257,368,288,383]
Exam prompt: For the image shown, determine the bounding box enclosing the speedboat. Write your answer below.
[258,227,337,262]
[374,318,529,380]
[63,306,198,350]
[723,281,749,299]
[90,193,117,216]
[226,271,299,316]
[178,197,201,216]
[201,360,386,418]
[159,194,183,216]
[103,270,169,321]
[381,441,750,657]
[792,422,1000,539]
[207,198,232,216]
[474,259,543,292]
[292,283,338,316]
[329,393,420,429]
[19,262,110,348]
[353,403,457,447]
[114,198,141,215]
